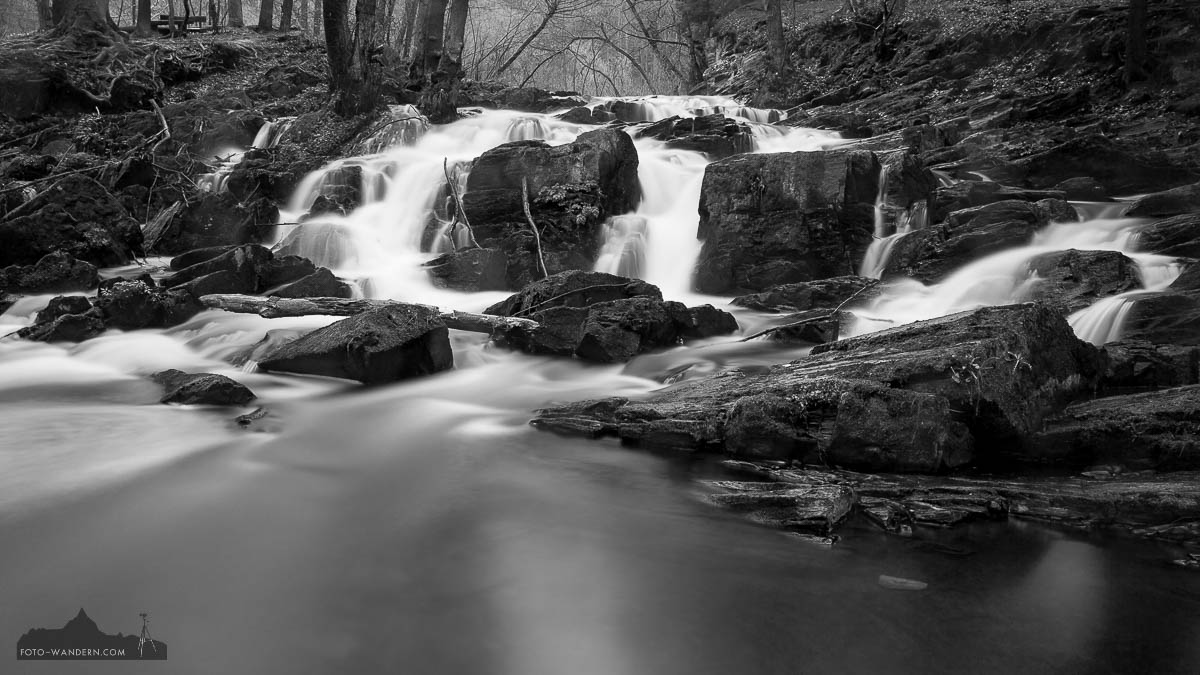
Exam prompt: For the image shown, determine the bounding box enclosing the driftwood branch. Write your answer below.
[521,177,549,279]
[198,294,539,334]
[740,282,880,343]
[442,157,479,251]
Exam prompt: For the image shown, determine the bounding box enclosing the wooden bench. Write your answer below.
[151,15,208,34]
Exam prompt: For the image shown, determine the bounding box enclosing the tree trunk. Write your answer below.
[1125,0,1148,84]
[764,0,785,77]
[52,0,120,36]
[312,0,322,35]
[166,0,176,36]
[280,0,293,29]
[325,0,383,116]
[411,0,448,80]
[257,0,274,30]
[209,0,219,31]
[678,0,711,88]
[298,0,307,33]
[399,0,418,55]
[435,0,468,82]
[38,0,54,30]
[227,0,243,26]
[132,0,152,34]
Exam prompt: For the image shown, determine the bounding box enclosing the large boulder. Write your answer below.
[533,303,1103,472]
[0,252,97,294]
[257,304,453,384]
[1102,340,1200,390]
[151,369,257,406]
[1136,213,1200,258]
[484,270,660,316]
[1125,181,1200,218]
[463,129,640,287]
[93,280,203,330]
[1122,290,1200,346]
[17,311,106,342]
[267,267,352,298]
[634,115,754,159]
[0,175,142,266]
[694,149,882,294]
[142,194,279,254]
[931,182,1066,222]
[1026,249,1141,312]
[423,248,508,292]
[1029,386,1200,470]
[163,244,274,293]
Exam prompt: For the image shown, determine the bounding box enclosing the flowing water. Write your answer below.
[2,96,1199,674]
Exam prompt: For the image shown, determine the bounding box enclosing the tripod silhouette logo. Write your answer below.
[138,613,157,658]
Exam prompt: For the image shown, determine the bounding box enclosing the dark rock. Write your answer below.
[262,255,318,287]
[1026,249,1141,313]
[97,272,156,295]
[163,244,274,292]
[143,194,279,254]
[1054,177,1109,202]
[707,483,855,535]
[1127,181,1200,218]
[17,311,105,342]
[248,65,322,99]
[485,270,660,316]
[33,295,92,325]
[177,270,257,296]
[635,114,754,159]
[1014,134,1197,194]
[694,149,881,294]
[931,181,1066,223]
[151,369,257,406]
[0,252,98,294]
[1173,263,1200,292]
[0,175,142,267]
[575,297,684,363]
[674,303,740,338]
[257,304,453,384]
[94,280,203,330]
[1103,340,1200,389]
[533,303,1102,471]
[493,88,588,113]
[463,130,641,287]
[1136,213,1200,258]
[730,276,877,312]
[268,268,352,298]
[1029,386,1200,469]
[556,106,616,124]
[423,248,508,292]
[1123,290,1200,346]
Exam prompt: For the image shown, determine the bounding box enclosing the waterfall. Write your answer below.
[591,95,785,124]
[859,161,929,279]
[197,117,297,194]
[846,215,1183,343]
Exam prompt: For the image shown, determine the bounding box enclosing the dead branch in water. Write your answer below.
[442,157,479,251]
[521,177,549,279]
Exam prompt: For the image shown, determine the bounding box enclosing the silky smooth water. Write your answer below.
[2,96,1198,674]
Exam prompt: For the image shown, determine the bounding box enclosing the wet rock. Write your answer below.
[163,244,274,292]
[17,311,105,342]
[177,270,256,296]
[0,252,98,294]
[169,245,238,271]
[94,280,203,330]
[931,181,1066,222]
[142,194,279,254]
[1015,134,1197,194]
[1136,213,1200,258]
[1026,249,1141,312]
[1029,386,1200,469]
[33,295,93,325]
[673,303,740,338]
[1126,181,1200,218]
[707,482,855,535]
[574,297,682,363]
[484,270,660,316]
[1102,340,1200,389]
[262,255,318,287]
[463,129,641,287]
[151,369,257,406]
[490,87,588,113]
[556,106,616,124]
[423,248,508,292]
[635,114,754,159]
[0,175,142,267]
[1123,290,1200,346]
[257,304,453,384]
[730,276,877,312]
[267,268,352,298]
[1173,263,1200,292]
[694,149,881,294]
[889,200,1052,281]
[1054,177,1109,202]
[534,303,1103,470]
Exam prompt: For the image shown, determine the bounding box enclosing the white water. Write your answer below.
[859,163,930,279]
[197,117,296,193]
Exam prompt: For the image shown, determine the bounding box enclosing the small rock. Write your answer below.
[151,369,257,405]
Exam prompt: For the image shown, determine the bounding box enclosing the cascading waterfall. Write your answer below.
[197,116,296,193]
[858,164,929,279]
[846,213,1183,344]
[589,95,787,124]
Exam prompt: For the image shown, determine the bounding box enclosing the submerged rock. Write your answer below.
[707,483,855,535]
[0,251,98,294]
[151,369,257,406]
[257,304,453,384]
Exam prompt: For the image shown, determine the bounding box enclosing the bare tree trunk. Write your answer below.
[399,0,418,54]
[298,0,308,32]
[411,0,448,79]
[132,0,152,33]
[209,0,218,31]
[257,0,274,30]
[1125,0,1148,84]
[227,0,243,26]
[166,0,176,35]
[324,0,351,82]
[39,0,56,29]
[436,0,468,81]
[280,0,293,29]
[312,0,322,35]
[326,0,384,116]
[764,0,785,76]
[53,0,121,36]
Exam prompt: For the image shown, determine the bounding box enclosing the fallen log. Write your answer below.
[198,294,539,334]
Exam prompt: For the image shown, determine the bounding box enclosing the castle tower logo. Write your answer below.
[16,609,168,660]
